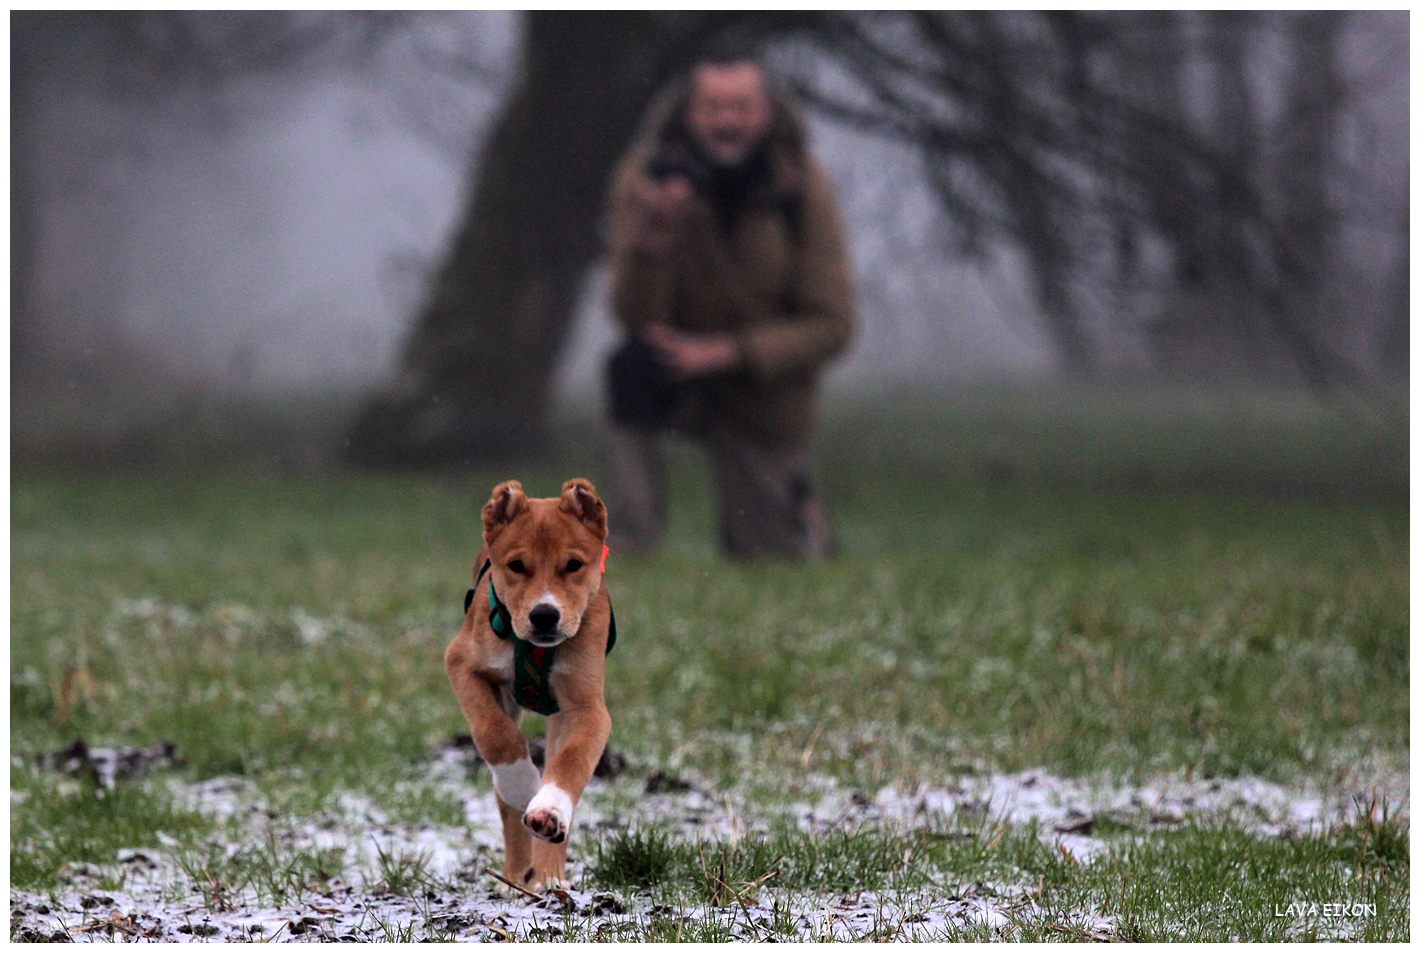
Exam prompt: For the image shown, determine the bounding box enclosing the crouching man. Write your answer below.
[603,50,856,559]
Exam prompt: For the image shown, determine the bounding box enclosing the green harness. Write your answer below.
[466,559,616,716]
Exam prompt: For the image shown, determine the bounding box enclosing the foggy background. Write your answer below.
[10,11,1408,463]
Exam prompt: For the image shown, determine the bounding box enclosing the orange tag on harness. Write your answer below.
[600,544,610,573]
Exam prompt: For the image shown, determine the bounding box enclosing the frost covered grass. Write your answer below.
[9,765,1409,941]
[581,806,1407,942]
[10,383,1408,940]
[8,780,213,894]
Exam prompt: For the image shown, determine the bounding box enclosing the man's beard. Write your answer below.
[690,138,773,231]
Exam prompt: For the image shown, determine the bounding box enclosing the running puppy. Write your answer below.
[444,479,615,892]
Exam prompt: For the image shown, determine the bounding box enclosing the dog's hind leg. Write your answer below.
[530,835,570,891]
[496,794,536,890]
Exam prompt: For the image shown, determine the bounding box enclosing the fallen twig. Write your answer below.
[483,866,543,901]
[72,911,141,937]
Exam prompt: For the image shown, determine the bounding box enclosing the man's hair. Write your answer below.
[690,34,765,71]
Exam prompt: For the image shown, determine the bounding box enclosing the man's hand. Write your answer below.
[643,324,742,379]
[631,176,694,254]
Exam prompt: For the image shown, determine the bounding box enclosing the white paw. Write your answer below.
[523,784,573,843]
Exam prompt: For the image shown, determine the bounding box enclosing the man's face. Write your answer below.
[685,62,774,168]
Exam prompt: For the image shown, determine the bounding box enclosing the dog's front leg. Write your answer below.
[522,702,610,889]
[524,702,611,845]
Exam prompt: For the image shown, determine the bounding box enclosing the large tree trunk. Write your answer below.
[347,12,661,466]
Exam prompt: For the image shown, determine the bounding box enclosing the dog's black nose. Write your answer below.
[529,605,560,633]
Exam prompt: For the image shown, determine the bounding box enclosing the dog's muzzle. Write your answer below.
[526,603,566,645]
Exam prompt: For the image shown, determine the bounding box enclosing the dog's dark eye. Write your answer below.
[507,560,527,575]
[565,559,583,573]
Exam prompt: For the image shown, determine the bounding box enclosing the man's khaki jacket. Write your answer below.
[606,96,855,447]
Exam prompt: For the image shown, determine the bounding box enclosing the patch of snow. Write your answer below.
[12,759,1406,942]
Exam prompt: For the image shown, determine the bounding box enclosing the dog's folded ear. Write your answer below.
[483,481,529,543]
[559,478,608,540]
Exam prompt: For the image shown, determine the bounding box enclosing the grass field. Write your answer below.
[9,382,1409,941]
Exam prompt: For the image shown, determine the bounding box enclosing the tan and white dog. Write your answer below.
[444,479,614,892]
